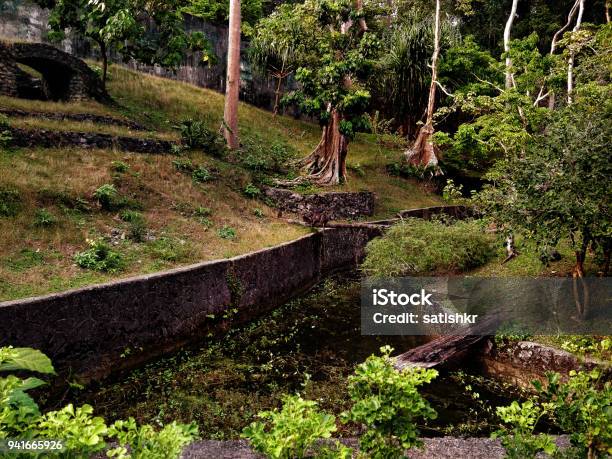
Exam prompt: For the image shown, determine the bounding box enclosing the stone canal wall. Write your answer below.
[0,226,382,381]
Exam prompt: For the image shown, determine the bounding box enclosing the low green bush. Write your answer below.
[242,394,350,459]
[218,226,237,240]
[172,158,194,173]
[192,166,213,183]
[0,346,197,458]
[94,184,122,212]
[0,188,21,217]
[34,208,57,227]
[239,137,295,173]
[74,239,125,273]
[243,183,261,199]
[147,237,191,262]
[492,400,556,459]
[111,161,129,173]
[177,119,226,157]
[120,210,147,242]
[342,346,438,457]
[361,218,495,277]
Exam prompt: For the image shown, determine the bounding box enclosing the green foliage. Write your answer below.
[172,157,194,173]
[120,210,147,242]
[0,187,21,217]
[476,92,611,273]
[94,183,121,211]
[184,0,264,36]
[192,166,213,184]
[36,0,212,83]
[342,346,438,457]
[111,161,130,173]
[217,226,237,240]
[74,239,125,273]
[442,179,466,203]
[0,346,197,457]
[107,418,198,459]
[238,137,295,173]
[242,394,345,459]
[492,400,556,459]
[253,208,264,218]
[534,370,612,458]
[34,208,57,227]
[177,119,225,157]
[147,237,191,262]
[243,183,261,199]
[559,336,611,360]
[362,218,495,277]
[278,0,385,138]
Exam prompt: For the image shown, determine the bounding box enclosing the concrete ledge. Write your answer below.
[181,436,571,459]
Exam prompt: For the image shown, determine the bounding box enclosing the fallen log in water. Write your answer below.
[394,316,500,370]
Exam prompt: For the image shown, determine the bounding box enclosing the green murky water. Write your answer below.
[56,273,518,439]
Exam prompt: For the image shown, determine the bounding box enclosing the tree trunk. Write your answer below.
[404,0,441,169]
[567,0,585,105]
[606,1,610,23]
[98,40,108,88]
[223,0,241,149]
[549,0,580,109]
[273,76,282,116]
[299,108,348,186]
[504,0,519,89]
[572,231,590,318]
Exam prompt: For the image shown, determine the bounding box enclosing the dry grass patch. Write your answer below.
[0,95,116,118]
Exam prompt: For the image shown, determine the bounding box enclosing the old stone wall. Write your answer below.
[0,226,382,381]
[264,188,376,220]
[9,127,174,154]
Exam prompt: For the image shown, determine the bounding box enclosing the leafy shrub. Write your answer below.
[362,218,495,277]
[147,237,191,262]
[253,208,264,218]
[534,370,611,459]
[34,208,57,227]
[387,162,439,179]
[559,336,611,360]
[74,239,125,273]
[239,137,295,173]
[218,226,237,240]
[111,161,129,173]
[94,184,125,211]
[120,210,147,242]
[242,394,350,459]
[342,346,438,457]
[0,346,197,458]
[0,187,21,217]
[108,418,198,459]
[177,118,225,157]
[194,207,213,227]
[442,179,466,202]
[192,166,213,183]
[243,183,261,198]
[172,158,194,173]
[492,400,556,459]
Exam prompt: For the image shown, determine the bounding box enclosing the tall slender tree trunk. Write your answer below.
[504,0,519,89]
[606,0,611,23]
[404,0,441,169]
[549,0,580,109]
[567,0,585,105]
[223,0,241,149]
[97,40,108,88]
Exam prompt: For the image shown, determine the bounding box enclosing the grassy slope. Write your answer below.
[0,65,440,301]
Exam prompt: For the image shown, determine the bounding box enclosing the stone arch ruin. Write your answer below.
[0,41,108,102]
